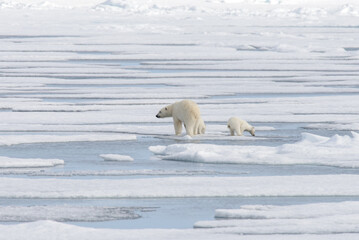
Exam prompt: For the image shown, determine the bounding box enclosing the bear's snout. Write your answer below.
[156,114,160,118]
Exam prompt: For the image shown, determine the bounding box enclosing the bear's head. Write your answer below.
[156,106,171,118]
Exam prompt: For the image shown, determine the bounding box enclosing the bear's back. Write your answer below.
[174,100,200,118]
[228,117,241,127]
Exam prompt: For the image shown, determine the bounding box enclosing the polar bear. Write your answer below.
[227,117,255,136]
[156,100,205,136]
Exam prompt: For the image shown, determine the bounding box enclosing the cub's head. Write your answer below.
[250,127,255,136]
[156,106,171,118]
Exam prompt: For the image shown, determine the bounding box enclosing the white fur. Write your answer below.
[227,117,255,136]
[195,118,206,135]
[156,100,205,136]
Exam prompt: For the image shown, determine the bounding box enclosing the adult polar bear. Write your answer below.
[156,100,205,136]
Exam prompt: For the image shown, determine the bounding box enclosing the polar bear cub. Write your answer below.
[156,100,205,136]
[227,117,255,136]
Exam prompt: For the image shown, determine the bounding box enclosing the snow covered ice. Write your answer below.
[100,154,134,162]
[0,156,64,168]
[0,205,143,222]
[195,201,359,234]
[1,0,359,239]
[2,175,359,198]
[0,134,136,146]
[150,131,359,167]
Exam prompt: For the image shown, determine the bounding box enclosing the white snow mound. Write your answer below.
[149,132,359,168]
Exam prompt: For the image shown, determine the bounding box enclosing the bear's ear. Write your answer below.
[165,107,168,110]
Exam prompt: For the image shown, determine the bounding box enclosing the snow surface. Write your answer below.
[0,156,64,168]
[1,0,359,238]
[0,134,136,146]
[1,175,359,198]
[2,220,359,240]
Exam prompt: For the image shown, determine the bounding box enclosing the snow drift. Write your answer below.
[150,132,359,168]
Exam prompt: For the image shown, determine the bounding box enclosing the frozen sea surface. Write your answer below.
[1,0,359,239]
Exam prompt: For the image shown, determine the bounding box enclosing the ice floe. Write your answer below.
[195,215,359,234]
[0,156,64,168]
[19,169,231,177]
[93,0,359,19]
[305,123,359,131]
[100,154,134,162]
[195,201,359,234]
[150,132,359,167]
[215,201,359,220]
[0,205,143,222]
[0,220,232,240]
[0,134,136,146]
[1,175,359,198]
[1,220,359,240]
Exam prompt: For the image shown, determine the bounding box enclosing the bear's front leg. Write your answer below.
[236,129,243,136]
[173,118,182,135]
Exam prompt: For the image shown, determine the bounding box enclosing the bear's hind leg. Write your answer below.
[184,122,195,136]
[194,120,201,135]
